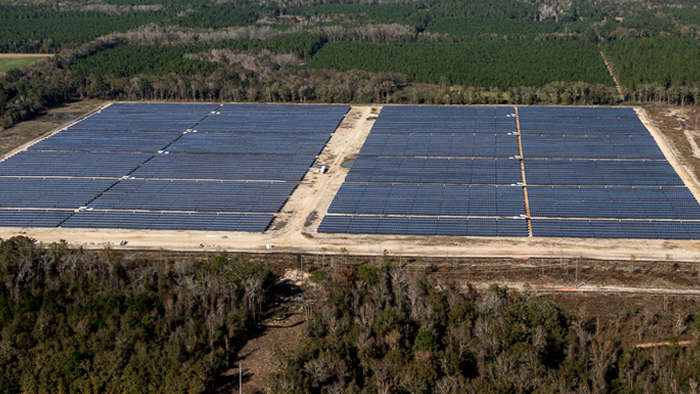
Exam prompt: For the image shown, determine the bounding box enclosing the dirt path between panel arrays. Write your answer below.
[3,104,700,262]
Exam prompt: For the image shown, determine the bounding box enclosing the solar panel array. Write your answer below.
[320,105,700,239]
[320,105,529,237]
[519,107,700,239]
[62,211,273,232]
[0,103,349,231]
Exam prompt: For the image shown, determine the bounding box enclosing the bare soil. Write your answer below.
[0,54,54,58]
[217,313,306,394]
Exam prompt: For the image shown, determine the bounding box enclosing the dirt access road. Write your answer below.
[2,104,700,262]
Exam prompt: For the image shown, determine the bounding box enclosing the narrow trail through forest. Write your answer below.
[600,51,624,99]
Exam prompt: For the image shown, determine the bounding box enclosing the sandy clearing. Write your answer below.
[684,130,700,159]
[0,54,54,58]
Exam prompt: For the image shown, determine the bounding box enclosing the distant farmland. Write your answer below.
[0,54,52,73]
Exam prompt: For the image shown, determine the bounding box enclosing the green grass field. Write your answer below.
[0,56,48,73]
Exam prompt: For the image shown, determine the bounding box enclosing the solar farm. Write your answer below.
[1,102,700,258]
[0,103,348,232]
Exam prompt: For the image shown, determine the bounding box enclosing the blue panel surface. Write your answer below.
[531,218,700,240]
[328,183,525,216]
[63,210,273,231]
[0,209,74,227]
[132,153,314,181]
[524,159,682,186]
[195,104,349,134]
[0,151,153,177]
[370,105,516,134]
[521,134,665,160]
[346,157,522,184]
[528,186,700,220]
[90,179,295,213]
[318,215,528,237]
[29,130,180,153]
[0,177,116,209]
[71,103,218,132]
[359,133,518,157]
[168,132,331,156]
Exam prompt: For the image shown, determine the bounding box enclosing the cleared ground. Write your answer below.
[1,103,700,261]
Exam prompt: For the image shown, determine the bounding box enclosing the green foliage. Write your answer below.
[428,17,561,36]
[309,270,327,284]
[356,265,378,284]
[618,10,675,35]
[288,4,423,26]
[173,5,264,29]
[69,45,220,77]
[306,39,612,88]
[0,236,275,394]
[306,316,327,338]
[426,0,539,20]
[603,36,700,89]
[412,331,439,352]
[102,0,209,12]
[666,7,700,26]
[0,5,164,53]
[0,57,46,73]
[68,33,327,78]
[264,266,700,393]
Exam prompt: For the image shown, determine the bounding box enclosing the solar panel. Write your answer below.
[346,157,522,184]
[0,177,116,209]
[0,151,153,178]
[528,186,700,220]
[62,210,274,232]
[524,159,683,186]
[29,130,181,153]
[328,183,525,216]
[90,179,296,213]
[521,134,665,160]
[531,218,700,240]
[318,215,528,237]
[0,209,74,228]
[0,103,352,232]
[131,153,314,181]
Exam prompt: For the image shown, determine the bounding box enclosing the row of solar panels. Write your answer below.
[531,219,700,240]
[0,177,297,213]
[327,182,700,220]
[91,179,296,213]
[318,215,528,237]
[318,214,700,239]
[0,151,318,181]
[345,156,681,186]
[0,209,273,232]
[328,183,525,216]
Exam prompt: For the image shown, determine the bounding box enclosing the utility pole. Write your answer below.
[575,258,579,288]
[239,363,242,394]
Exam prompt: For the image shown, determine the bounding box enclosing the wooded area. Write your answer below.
[0,236,274,394]
[2,0,700,128]
[266,263,700,393]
